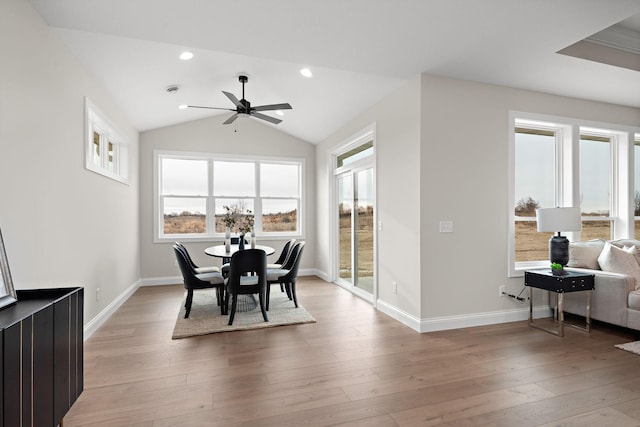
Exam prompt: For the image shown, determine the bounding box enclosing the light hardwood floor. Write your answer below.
[65,277,640,426]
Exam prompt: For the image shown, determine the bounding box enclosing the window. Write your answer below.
[510,113,638,275]
[580,132,612,240]
[156,151,303,241]
[635,135,640,235]
[85,98,129,184]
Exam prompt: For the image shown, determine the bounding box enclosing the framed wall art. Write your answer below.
[0,227,17,309]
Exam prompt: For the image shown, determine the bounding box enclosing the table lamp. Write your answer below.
[535,207,582,265]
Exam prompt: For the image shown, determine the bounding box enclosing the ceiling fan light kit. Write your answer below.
[187,75,292,125]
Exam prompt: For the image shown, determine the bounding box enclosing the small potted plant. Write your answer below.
[551,262,564,276]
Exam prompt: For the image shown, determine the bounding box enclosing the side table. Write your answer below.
[524,269,595,337]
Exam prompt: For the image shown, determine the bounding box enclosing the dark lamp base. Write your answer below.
[549,235,569,266]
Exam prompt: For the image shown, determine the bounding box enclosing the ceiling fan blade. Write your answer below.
[223,113,239,125]
[222,91,244,109]
[251,112,282,124]
[252,103,292,112]
[187,105,235,111]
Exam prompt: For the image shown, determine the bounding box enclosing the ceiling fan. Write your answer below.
[187,75,292,125]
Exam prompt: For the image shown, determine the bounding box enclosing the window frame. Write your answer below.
[84,97,129,185]
[154,150,304,242]
[508,111,638,277]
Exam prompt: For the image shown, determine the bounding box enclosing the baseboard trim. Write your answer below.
[376,299,422,332]
[139,276,181,286]
[84,280,141,340]
[376,299,553,333]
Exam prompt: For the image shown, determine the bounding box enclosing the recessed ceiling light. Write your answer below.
[178,104,188,110]
[275,110,284,116]
[179,51,194,61]
[299,68,313,78]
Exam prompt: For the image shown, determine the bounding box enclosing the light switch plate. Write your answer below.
[439,221,454,233]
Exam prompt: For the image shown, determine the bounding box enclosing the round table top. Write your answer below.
[204,244,275,258]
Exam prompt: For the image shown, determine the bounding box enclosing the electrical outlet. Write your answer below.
[392,281,397,294]
[499,285,505,297]
[96,288,101,302]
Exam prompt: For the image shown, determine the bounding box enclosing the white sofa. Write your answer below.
[558,239,640,331]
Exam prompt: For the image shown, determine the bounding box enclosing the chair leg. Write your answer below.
[184,289,194,319]
[266,284,271,311]
[284,282,292,300]
[280,283,285,293]
[228,294,238,325]
[259,290,269,322]
[291,280,298,308]
[221,286,228,315]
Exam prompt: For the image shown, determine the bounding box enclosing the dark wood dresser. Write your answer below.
[0,287,83,427]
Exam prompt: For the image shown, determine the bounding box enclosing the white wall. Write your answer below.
[316,77,423,320]
[316,72,639,332]
[419,74,639,327]
[0,0,140,324]
[139,115,316,281]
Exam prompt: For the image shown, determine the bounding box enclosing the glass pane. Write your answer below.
[213,161,255,196]
[580,136,610,217]
[515,221,553,262]
[214,199,254,233]
[260,163,299,197]
[163,197,206,234]
[262,199,297,232]
[514,129,555,262]
[338,175,353,283]
[337,140,373,168]
[107,141,115,172]
[582,220,611,240]
[93,131,101,166]
[355,168,374,293]
[162,158,208,196]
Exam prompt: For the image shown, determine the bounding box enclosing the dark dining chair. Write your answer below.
[174,242,220,274]
[173,244,226,318]
[225,248,269,325]
[267,239,296,269]
[266,241,305,310]
[268,239,295,293]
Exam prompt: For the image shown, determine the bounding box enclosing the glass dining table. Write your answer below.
[204,244,275,264]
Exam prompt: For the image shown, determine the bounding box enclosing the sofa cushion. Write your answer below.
[629,290,640,310]
[567,239,605,269]
[598,242,640,289]
[610,239,640,265]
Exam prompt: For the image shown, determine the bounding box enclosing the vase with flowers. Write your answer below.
[237,209,254,251]
[222,205,238,252]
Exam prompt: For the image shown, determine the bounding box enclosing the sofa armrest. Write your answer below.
[561,267,635,327]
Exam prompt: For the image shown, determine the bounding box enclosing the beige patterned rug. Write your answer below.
[615,341,640,355]
[172,289,316,339]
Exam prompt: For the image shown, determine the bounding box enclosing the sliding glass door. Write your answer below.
[334,132,376,301]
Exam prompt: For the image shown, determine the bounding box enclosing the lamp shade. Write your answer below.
[535,207,582,232]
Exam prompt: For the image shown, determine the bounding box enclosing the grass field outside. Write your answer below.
[163,211,297,234]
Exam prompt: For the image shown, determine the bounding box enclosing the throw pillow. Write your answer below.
[567,239,606,270]
[611,239,640,265]
[598,242,640,289]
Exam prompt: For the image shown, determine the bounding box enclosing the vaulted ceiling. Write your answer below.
[29,0,640,143]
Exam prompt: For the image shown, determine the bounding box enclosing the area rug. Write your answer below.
[172,290,316,339]
[614,341,640,355]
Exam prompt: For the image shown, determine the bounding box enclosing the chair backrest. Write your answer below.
[173,245,207,289]
[175,242,198,270]
[277,241,305,282]
[226,249,267,294]
[288,241,305,277]
[274,239,296,265]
